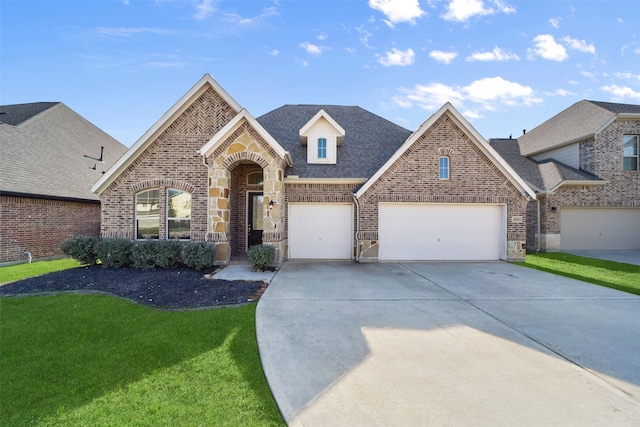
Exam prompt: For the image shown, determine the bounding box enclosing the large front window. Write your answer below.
[623,135,639,171]
[136,189,160,239]
[167,189,191,240]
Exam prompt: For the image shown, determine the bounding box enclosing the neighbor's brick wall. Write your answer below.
[99,88,236,240]
[358,112,528,241]
[0,195,100,264]
[540,118,640,237]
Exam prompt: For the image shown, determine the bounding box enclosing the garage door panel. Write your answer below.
[379,204,505,261]
[289,204,353,259]
[561,208,640,250]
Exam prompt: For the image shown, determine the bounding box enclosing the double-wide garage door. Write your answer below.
[379,203,506,261]
[288,203,353,259]
[561,208,640,250]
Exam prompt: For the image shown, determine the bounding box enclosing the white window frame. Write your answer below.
[317,137,327,159]
[167,188,191,240]
[623,135,639,171]
[135,189,160,240]
[439,156,450,180]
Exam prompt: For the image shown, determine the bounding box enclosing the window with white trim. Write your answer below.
[317,138,327,159]
[136,189,160,239]
[623,135,639,171]
[167,189,191,240]
[439,156,450,180]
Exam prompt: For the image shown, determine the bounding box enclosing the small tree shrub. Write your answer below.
[156,240,183,268]
[95,238,132,268]
[182,242,216,270]
[131,240,160,270]
[60,235,100,265]
[247,244,275,271]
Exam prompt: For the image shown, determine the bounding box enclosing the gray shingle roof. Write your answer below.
[490,138,602,192]
[518,99,640,156]
[257,105,412,178]
[0,103,127,201]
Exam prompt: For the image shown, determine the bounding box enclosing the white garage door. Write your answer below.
[379,203,506,261]
[561,208,640,250]
[289,203,353,259]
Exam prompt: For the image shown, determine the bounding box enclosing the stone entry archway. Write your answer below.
[203,122,287,265]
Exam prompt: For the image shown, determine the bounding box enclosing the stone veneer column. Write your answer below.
[208,167,231,263]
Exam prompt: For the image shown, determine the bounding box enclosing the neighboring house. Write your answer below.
[92,74,534,265]
[491,100,640,251]
[0,102,127,264]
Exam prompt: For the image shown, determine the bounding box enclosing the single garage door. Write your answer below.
[289,203,353,259]
[561,208,640,250]
[378,203,505,261]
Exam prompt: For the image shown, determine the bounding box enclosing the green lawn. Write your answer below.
[519,253,640,296]
[0,258,81,285]
[0,262,284,427]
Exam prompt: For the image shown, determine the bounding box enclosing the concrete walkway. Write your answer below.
[256,261,640,426]
[563,250,640,266]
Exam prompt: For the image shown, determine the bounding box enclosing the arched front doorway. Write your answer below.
[229,163,264,258]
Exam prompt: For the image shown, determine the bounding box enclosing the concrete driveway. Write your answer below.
[256,261,640,426]
[563,250,640,266]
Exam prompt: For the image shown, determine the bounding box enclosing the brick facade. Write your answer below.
[1,195,100,264]
[356,112,528,261]
[536,118,640,250]
[99,87,234,242]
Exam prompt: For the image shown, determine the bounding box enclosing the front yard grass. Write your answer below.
[0,261,284,426]
[0,258,81,285]
[518,253,640,296]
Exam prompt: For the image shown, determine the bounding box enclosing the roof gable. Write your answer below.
[299,109,346,145]
[92,74,242,194]
[517,99,640,157]
[356,103,536,199]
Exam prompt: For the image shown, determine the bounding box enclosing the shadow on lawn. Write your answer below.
[1,294,283,426]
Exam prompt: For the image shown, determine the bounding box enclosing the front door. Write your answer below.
[247,192,264,250]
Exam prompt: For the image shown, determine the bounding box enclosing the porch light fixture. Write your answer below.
[269,200,275,209]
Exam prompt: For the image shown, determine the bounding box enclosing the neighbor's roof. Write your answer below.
[257,105,412,179]
[491,138,604,193]
[0,102,127,201]
[519,99,640,157]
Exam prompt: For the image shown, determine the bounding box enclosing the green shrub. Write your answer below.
[60,235,100,265]
[95,238,132,268]
[131,241,159,270]
[181,242,216,270]
[247,244,275,271]
[156,240,183,268]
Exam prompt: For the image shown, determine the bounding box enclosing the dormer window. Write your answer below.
[299,109,345,165]
[318,138,327,159]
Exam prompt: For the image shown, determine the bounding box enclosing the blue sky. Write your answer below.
[2,0,639,146]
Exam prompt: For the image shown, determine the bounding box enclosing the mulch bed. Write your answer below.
[0,265,268,310]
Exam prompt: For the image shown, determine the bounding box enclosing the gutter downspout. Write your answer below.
[536,198,541,253]
[352,194,360,262]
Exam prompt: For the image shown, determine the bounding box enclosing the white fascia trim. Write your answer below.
[299,109,346,145]
[284,177,367,185]
[91,74,242,194]
[547,179,609,194]
[355,102,537,200]
[199,109,289,161]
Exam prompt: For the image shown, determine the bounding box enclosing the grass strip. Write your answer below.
[518,253,640,296]
[0,258,81,285]
[1,295,284,426]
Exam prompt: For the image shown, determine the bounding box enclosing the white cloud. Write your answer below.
[269,49,279,56]
[543,88,576,97]
[600,85,640,102]
[299,42,325,56]
[316,33,328,41]
[562,36,596,55]
[429,50,458,64]
[466,46,519,62]
[368,0,426,25]
[378,48,415,66]
[394,76,541,114]
[549,17,561,28]
[615,72,640,82]
[95,27,176,37]
[528,34,568,61]
[223,6,277,27]
[194,0,215,20]
[441,0,515,23]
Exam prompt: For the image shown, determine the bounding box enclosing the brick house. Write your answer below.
[92,74,535,265]
[0,102,127,264]
[491,100,640,251]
